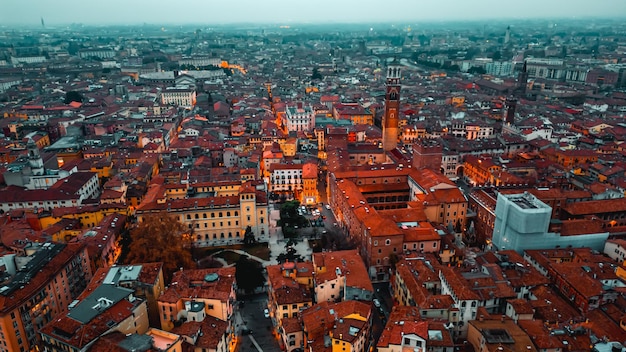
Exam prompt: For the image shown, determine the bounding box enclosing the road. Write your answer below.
[237,293,282,352]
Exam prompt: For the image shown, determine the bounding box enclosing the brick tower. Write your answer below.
[382,63,401,151]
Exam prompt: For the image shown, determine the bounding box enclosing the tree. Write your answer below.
[64,91,84,104]
[125,213,196,283]
[243,225,256,245]
[235,256,264,293]
[468,66,486,75]
[455,219,463,234]
[492,51,502,61]
[276,247,303,263]
[311,68,323,80]
[389,253,399,270]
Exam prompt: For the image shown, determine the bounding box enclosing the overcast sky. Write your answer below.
[2,0,626,26]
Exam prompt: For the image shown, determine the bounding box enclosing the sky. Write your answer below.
[1,0,626,26]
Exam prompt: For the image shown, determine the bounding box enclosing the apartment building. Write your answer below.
[0,243,91,352]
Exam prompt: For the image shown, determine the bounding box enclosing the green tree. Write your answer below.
[468,66,486,75]
[64,91,84,104]
[311,68,323,80]
[125,213,196,283]
[389,253,399,270]
[235,256,264,293]
[243,225,256,245]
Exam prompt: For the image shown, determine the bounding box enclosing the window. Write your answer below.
[385,239,391,246]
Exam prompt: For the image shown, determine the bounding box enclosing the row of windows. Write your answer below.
[186,211,239,219]
[191,228,267,239]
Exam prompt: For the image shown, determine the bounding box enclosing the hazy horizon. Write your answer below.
[2,0,626,27]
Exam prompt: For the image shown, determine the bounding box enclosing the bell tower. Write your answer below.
[382,63,401,151]
[27,138,44,175]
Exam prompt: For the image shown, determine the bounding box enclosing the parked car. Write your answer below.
[241,328,253,335]
[325,204,331,210]
[264,308,270,318]
[373,299,381,308]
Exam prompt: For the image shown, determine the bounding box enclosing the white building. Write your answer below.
[178,56,221,67]
[78,49,116,59]
[604,239,626,264]
[161,86,197,108]
[0,171,99,213]
[269,164,303,195]
[492,192,609,253]
[0,78,22,92]
[485,61,513,76]
[284,103,315,133]
[10,56,46,65]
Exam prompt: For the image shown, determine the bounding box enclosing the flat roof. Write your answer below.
[67,285,133,324]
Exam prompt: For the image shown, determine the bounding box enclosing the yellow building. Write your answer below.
[280,137,298,157]
[267,261,314,334]
[333,104,374,125]
[301,300,371,352]
[408,168,468,228]
[449,95,465,106]
[302,162,319,205]
[40,203,130,229]
[157,268,236,332]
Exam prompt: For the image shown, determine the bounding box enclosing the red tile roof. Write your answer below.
[312,250,373,292]
[159,268,236,304]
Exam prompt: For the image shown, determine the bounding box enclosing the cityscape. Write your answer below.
[1,3,626,352]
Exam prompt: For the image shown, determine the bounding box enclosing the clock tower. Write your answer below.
[382,63,401,151]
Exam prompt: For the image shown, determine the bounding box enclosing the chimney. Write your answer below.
[479,315,484,322]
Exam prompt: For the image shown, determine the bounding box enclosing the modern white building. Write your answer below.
[492,192,609,253]
[485,61,513,76]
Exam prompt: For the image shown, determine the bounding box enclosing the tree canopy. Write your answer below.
[243,225,256,245]
[64,91,84,105]
[311,68,323,80]
[278,201,309,238]
[125,212,196,283]
[235,255,264,293]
